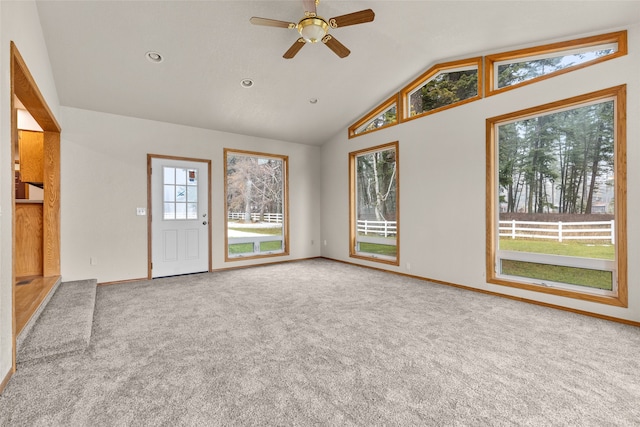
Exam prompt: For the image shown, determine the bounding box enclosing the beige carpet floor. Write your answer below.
[1,258,638,426]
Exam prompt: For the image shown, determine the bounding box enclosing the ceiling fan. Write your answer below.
[250,0,375,59]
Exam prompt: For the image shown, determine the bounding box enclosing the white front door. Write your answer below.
[151,157,210,278]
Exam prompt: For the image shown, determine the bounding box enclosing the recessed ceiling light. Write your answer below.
[309,98,318,104]
[146,51,163,63]
[240,78,254,88]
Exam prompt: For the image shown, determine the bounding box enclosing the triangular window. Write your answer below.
[349,95,398,138]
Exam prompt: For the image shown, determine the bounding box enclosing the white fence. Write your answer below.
[228,212,283,223]
[499,220,615,244]
[227,216,612,244]
[357,220,397,237]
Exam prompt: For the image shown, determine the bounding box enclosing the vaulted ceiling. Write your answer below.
[35,1,640,145]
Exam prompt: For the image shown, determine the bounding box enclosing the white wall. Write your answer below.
[321,26,640,322]
[60,107,322,283]
[0,0,60,386]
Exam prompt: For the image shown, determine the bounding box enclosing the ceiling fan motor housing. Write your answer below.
[298,17,329,43]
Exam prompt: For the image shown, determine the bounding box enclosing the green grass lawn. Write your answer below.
[358,242,397,257]
[501,259,613,290]
[499,238,614,290]
[229,240,282,255]
[499,238,614,260]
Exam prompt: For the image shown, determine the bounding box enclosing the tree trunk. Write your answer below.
[244,178,252,222]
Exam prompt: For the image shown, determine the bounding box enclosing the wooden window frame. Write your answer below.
[486,85,627,307]
[223,149,289,262]
[348,94,401,139]
[349,141,400,266]
[400,57,483,123]
[485,31,627,97]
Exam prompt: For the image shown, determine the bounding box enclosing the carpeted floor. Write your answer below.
[1,258,639,426]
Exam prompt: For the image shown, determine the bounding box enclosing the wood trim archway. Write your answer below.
[10,41,61,374]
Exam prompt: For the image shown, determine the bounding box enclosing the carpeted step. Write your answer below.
[17,279,97,364]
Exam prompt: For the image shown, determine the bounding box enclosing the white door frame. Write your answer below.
[147,154,212,278]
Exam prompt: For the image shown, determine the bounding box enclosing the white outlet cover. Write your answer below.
[136,207,146,216]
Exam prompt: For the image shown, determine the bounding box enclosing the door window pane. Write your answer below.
[175,202,187,220]
[187,203,198,219]
[164,167,175,185]
[187,186,197,202]
[164,203,175,220]
[176,168,187,185]
[163,166,199,221]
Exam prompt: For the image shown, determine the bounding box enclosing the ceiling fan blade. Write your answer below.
[283,38,306,59]
[328,9,375,28]
[322,35,350,58]
[302,0,317,16]
[250,17,296,29]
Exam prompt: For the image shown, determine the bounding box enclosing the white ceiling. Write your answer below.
[35,1,640,146]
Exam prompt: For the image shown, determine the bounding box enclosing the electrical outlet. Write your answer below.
[90,257,98,266]
[136,207,146,216]
[406,262,411,270]
[323,240,327,246]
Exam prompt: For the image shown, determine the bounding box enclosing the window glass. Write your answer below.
[163,167,198,220]
[496,44,616,89]
[486,31,627,95]
[487,86,627,305]
[355,105,397,135]
[408,68,478,117]
[401,57,482,121]
[225,150,288,260]
[500,260,613,290]
[349,95,399,138]
[350,142,399,264]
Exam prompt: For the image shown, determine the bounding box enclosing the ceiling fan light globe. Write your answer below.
[298,17,328,43]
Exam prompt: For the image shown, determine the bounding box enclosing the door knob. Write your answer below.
[203,221,208,225]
